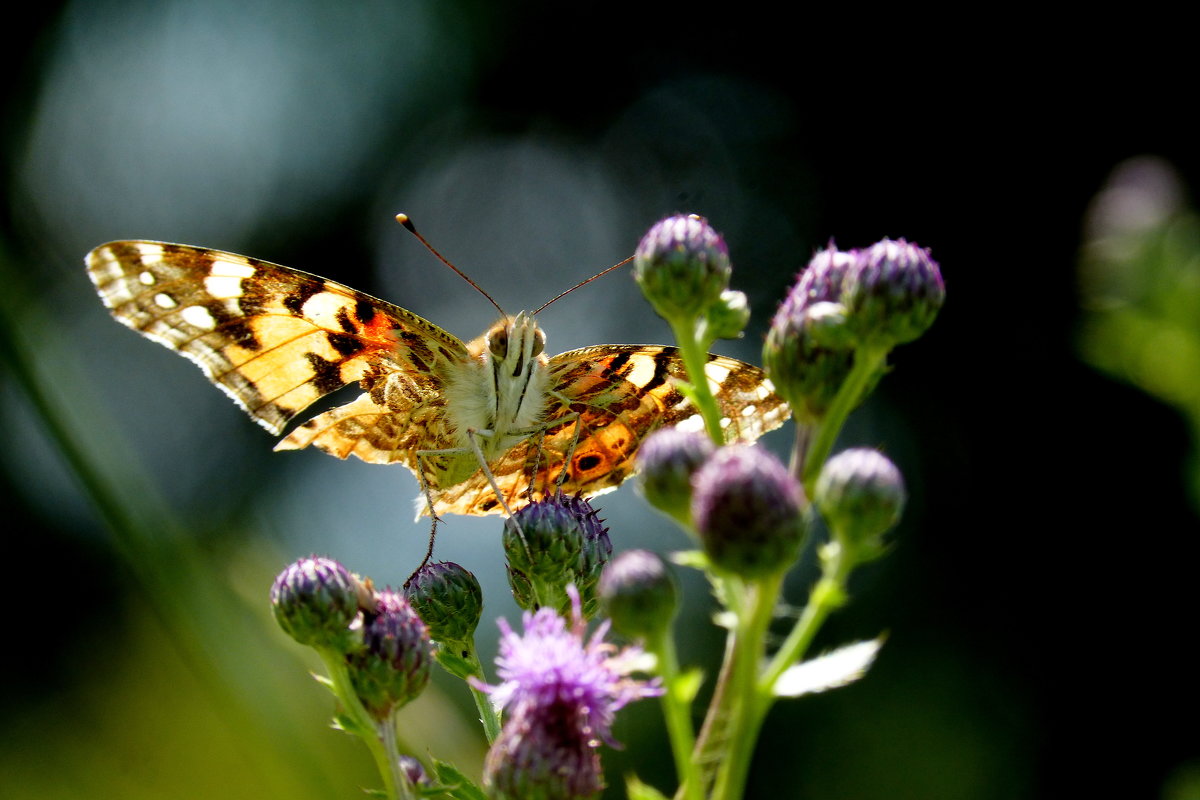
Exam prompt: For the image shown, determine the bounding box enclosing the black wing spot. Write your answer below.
[305,352,346,394]
[641,349,673,395]
[283,279,324,315]
[210,302,261,350]
[601,350,633,378]
[355,298,377,324]
[576,454,603,472]
[335,306,357,334]
[327,331,365,357]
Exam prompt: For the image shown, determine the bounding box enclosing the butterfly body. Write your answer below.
[87,240,789,516]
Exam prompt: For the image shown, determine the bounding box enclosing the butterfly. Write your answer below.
[86,238,790,517]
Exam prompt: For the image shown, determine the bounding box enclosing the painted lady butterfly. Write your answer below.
[86,239,789,517]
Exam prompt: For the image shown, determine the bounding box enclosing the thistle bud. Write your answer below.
[691,446,805,578]
[763,246,860,421]
[704,289,751,340]
[598,550,678,640]
[554,493,612,618]
[842,238,944,347]
[397,756,428,787]
[634,214,732,322]
[636,428,717,528]
[504,496,587,613]
[404,561,483,645]
[347,590,434,719]
[814,448,905,559]
[270,556,363,652]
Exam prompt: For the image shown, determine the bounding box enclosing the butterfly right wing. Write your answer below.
[87,241,470,435]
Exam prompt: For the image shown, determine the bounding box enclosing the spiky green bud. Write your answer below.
[504,496,591,613]
[270,556,364,652]
[404,561,483,645]
[634,214,732,322]
[842,238,944,347]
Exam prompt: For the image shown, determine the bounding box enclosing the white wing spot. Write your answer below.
[705,362,732,383]
[180,305,217,330]
[135,243,164,262]
[301,291,355,327]
[676,416,705,433]
[209,257,256,278]
[624,354,658,388]
[741,404,758,416]
[705,362,732,395]
[719,416,732,428]
[204,275,245,299]
[154,293,177,309]
[138,271,156,285]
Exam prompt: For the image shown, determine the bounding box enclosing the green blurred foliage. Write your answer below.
[1078,157,1200,510]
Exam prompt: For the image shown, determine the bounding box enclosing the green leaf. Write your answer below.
[669,550,709,571]
[772,636,884,698]
[625,774,671,800]
[673,667,705,704]
[430,760,488,800]
[433,647,478,681]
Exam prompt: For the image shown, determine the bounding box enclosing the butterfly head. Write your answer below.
[486,311,547,378]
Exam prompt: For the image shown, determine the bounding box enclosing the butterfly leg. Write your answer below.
[407,462,446,583]
[415,435,534,556]
[512,412,582,500]
[553,413,582,494]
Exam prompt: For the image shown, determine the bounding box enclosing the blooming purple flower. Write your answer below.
[476,588,661,799]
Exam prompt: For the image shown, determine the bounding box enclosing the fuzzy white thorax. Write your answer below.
[442,311,552,458]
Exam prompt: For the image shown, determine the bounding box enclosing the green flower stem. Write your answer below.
[378,718,416,800]
[710,571,785,800]
[315,647,414,800]
[433,639,501,743]
[646,629,702,800]
[463,650,502,744]
[668,315,725,443]
[799,345,890,494]
[688,570,746,768]
[759,540,854,702]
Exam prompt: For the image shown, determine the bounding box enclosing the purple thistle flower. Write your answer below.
[476,588,661,799]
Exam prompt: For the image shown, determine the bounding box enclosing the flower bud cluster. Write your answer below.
[764,239,943,421]
[638,429,807,580]
[270,556,437,721]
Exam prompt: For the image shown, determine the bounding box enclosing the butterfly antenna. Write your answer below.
[396,213,506,316]
[533,254,635,315]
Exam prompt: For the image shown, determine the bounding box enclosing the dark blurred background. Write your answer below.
[3,3,1197,799]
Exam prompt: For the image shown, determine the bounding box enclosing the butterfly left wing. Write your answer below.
[87,241,469,434]
[427,344,790,516]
